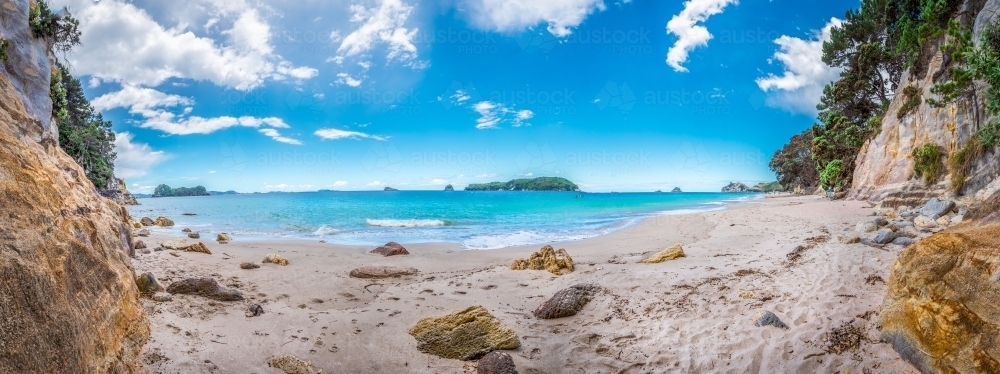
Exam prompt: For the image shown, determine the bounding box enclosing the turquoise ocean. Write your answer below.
[127,191,761,249]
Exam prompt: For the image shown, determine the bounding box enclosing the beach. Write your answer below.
[134,194,916,373]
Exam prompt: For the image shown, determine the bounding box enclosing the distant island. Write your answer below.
[465,177,580,192]
[209,190,238,196]
[444,184,454,191]
[152,184,210,197]
[671,187,682,193]
[721,182,784,193]
[384,187,399,191]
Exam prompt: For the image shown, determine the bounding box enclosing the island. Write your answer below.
[465,177,580,192]
[384,187,399,191]
[721,182,784,193]
[152,184,210,197]
[444,184,454,191]
[671,187,682,193]
[209,190,238,196]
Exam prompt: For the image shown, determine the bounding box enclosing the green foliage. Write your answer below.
[464,177,580,191]
[55,63,116,188]
[29,0,81,53]
[749,182,785,193]
[897,86,922,119]
[927,20,975,108]
[0,38,8,62]
[819,159,845,189]
[769,129,819,188]
[911,143,944,185]
[153,185,210,197]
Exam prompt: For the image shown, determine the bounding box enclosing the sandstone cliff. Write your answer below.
[99,177,139,206]
[0,1,149,372]
[852,0,1000,202]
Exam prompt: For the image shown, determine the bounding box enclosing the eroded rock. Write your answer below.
[510,245,574,275]
[246,303,264,317]
[408,305,520,360]
[240,262,260,270]
[349,265,417,279]
[162,240,211,254]
[753,311,789,329]
[135,272,164,295]
[140,217,154,226]
[217,233,231,244]
[371,241,409,256]
[263,253,289,266]
[268,355,314,374]
[477,351,518,374]
[533,284,600,319]
[639,245,686,264]
[154,216,174,227]
[166,278,244,301]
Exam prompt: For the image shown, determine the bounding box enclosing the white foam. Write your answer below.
[365,219,450,228]
[313,225,338,236]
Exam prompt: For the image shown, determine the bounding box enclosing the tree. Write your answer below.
[56,62,116,188]
[769,129,819,188]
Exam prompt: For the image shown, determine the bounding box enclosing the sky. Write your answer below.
[50,0,855,193]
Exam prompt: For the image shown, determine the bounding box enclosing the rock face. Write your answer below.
[166,278,244,301]
[98,177,139,206]
[477,351,518,374]
[408,305,520,360]
[263,253,289,266]
[852,0,1000,200]
[533,284,600,319]
[510,245,574,275]
[638,245,686,263]
[722,182,750,192]
[349,265,417,278]
[0,2,149,371]
[880,223,1000,373]
[371,241,409,256]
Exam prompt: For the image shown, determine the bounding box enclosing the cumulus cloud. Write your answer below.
[665,0,738,72]
[469,101,533,129]
[513,109,534,127]
[64,0,316,90]
[463,0,608,37]
[756,18,843,115]
[315,128,387,141]
[332,181,349,187]
[330,0,424,86]
[367,180,385,187]
[336,72,364,87]
[94,87,293,137]
[113,132,169,179]
[258,128,303,145]
[429,178,449,185]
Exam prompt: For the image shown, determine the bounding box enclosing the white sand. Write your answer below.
[134,195,916,373]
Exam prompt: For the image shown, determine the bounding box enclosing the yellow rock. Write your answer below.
[510,245,574,275]
[263,253,289,266]
[268,355,313,374]
[638,245,686,264]
[408,305,520,360]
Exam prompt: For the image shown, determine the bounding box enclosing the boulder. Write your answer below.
[477,351,518,374]
[132,222,142,229]
[136,229,150,237]
[753,311,789,329]
[162,240,211,254]
[919,198,956,220]
[371,241,410,256]
[166,278,244,301]
[262,253,289,266]
[874,217,889,227]
[856,221,878,233]
[638,245,686,264]
[914,215,937,229]
[408,305,520,360]
[891,237,915,246]
[873,229,897,245]
[349,265,417,279]
[268,355,314,374]
[533,284,600,319]
[951,215,965,225]
[187,232,200,239]
[153,216,174,227]
[510,245,574,275]
[240,262,260,270]
[135,273,164,295]
[140,217,155,226]
[181,228,191,233]
[217,233,231,244]
[134,240,147,249]
[151,292,173,302]
[880,224,1000,373]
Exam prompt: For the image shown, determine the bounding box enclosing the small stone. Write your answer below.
[638,245,686,264]
[134,240,147,249]
[840,236,861,244]
[914,215,937,229]
[151,292,173,302]
[262,253,289,266]
[153,246,164,252]
[753,311,788,329]
[936,216,951,226]
[891,237,915,246]
[240,262,260,270]
[246,303,264,317]
[371,241,409,256]
[181,228,192,233]
[477,351,518,374]
[874,217,889,227]
[873,229,896,245]
[187,232,200,239]
[268,355,314,374]
[856,221,878,233]
[135,272,164,295]
[217,233,231,244]
[136,229,150,237]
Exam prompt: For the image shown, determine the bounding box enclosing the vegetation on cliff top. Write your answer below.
[56,62,116,188]
[153,185,211,197]
[465,177,580,191]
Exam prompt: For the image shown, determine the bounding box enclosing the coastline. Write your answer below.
[135,194,916,373]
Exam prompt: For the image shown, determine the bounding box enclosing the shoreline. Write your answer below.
[134,194,915,373]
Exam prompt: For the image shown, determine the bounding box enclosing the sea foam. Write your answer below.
[365,219,450,228]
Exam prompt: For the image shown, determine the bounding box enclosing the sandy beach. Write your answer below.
[134,195,917,374]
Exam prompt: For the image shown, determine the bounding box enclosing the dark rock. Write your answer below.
[891,237,915,246]
[187,232,200,239]
[153,246,164,252]
[384,187,399,191]
[240,262,260,270]
[671,187,682,193]
[873,229,897,245]
[182,213,197,216]
[246,304,264,317]
[140,217,155,226]
[919,198,956,219]
[181,228,192,233]
[166,278,244,301]
[874,217,889,227]
[135,273,164,295]
[533,284,600,319]
[753,311,788,329]
[372,241,410,256]
[136,229,150,237]
[477,351,518,374]
[134,240,147,249]
[444,184,454,191]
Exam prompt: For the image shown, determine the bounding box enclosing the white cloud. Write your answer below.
[258,128,303,145]
[475,173,498,178]
[92,86,193,115]
[263,184,315,191]
[336,72,364,87]
[208,170,216,174]
[756,18,843,115]
[367,180,385,187]
[463,0,608,37]
[315,128,387,141]
[451,90,471,103]
[64,0,316,90]
[430,178,449,185]
[513,109,534,127]
[332,181,349,187]
[665,0,738,72]
[473,101,502,129]
[113,132,169,179]
[337,0,419,61]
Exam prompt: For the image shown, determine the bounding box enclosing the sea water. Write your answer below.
[127,191,760,249]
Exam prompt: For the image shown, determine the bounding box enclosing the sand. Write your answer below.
[134,195,916,373]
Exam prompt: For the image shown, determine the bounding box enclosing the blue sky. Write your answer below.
[51,0,854,192]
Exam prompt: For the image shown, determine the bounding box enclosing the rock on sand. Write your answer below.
[638,245,686,263]
[533,284,600,319]
[166,278,244,301]
[511,245,574,275]
[408,305,520,360]
[349,265,417,279]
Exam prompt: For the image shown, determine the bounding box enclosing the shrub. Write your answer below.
[29,0,80,53]
[49,65,68,122]
[897,86,922,119]
[0,39,8,62]
[820,159,845,189]
[911,143,944,185]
